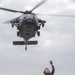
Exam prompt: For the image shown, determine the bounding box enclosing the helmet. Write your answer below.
[43,68,50,74]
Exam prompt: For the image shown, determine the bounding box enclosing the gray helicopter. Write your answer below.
[0,0,47,50]
[0,0,74,50]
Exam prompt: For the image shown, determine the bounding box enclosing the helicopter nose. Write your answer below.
[27,18,35,23]
[28,18,32,22]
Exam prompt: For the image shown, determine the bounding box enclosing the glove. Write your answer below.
[50,60,53,65]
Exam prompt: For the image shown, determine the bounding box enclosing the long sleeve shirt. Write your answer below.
[50,65,55,75]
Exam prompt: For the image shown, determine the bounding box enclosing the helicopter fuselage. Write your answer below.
[18,14,38,39]
[11,13,46,50]
[0,0,47,50]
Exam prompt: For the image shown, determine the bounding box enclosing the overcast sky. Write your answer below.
[0,0,75,75]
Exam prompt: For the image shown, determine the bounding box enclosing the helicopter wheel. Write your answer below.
[42,23,45,28]
[12,24,14,28]
[37,31,40,36]
[17,31,19,36]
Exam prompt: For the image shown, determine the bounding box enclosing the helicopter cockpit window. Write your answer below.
[23,14,37,19]
[33,14,37,18]
[26,14,34,19]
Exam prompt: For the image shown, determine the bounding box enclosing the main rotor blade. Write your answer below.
[0,7,23,13]
[4,17,19,23]
[37,14,75,17]
[30,0,48,12]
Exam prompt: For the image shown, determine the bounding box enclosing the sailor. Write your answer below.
[43,60,55,75]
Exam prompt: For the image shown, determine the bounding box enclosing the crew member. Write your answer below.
[43,60,55,75]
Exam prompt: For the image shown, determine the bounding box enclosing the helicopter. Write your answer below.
[0,0,47,50]
[0,0,75,50]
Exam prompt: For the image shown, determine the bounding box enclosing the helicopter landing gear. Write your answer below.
[37,31,40,36]
[42,23,45,28]
[12,24,14,28]
[17,31,19,36]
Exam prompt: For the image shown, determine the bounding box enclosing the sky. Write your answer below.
[0,0,75,75]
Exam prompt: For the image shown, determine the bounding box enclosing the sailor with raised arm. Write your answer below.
[43,60,55,75]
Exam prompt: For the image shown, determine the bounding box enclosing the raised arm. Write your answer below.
[50,60,55,75]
